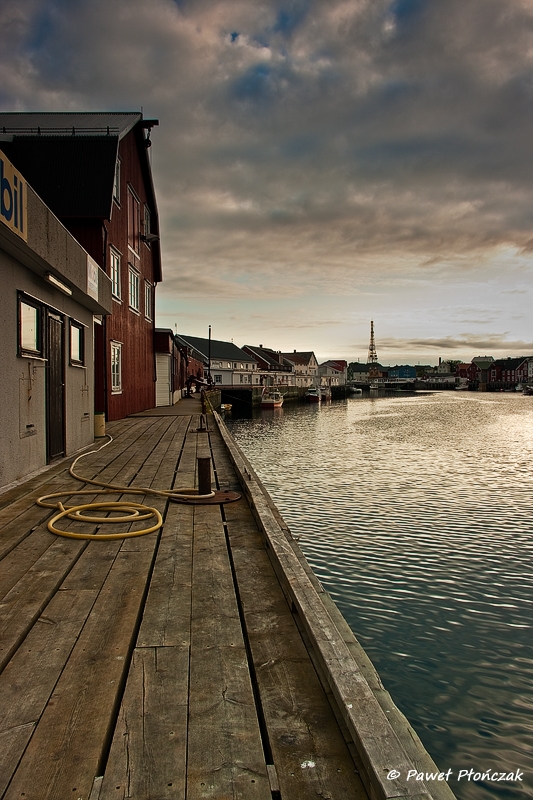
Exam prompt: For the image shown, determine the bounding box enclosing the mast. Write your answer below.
[367,320,378,364]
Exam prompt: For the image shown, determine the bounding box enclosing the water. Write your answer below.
[225,391,533,799]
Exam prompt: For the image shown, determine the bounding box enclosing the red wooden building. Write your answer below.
[489,357,532,388]
[0,111,162,421]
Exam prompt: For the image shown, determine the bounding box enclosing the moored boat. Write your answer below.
[304,387,321,403]
[261,389,283,408]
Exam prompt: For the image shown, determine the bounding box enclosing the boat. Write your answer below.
[349,386,363,395]
[220,403,232,412]
[369,383,380,390]
[304,387,321,403]
[523,385,533,396]
[261,389,283,408]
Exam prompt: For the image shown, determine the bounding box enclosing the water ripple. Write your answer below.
[228,393,533,800]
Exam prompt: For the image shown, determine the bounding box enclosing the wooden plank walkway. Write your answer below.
[0,400,370,800]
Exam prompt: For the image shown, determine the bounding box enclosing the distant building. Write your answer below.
[318,360,348,386]
[242,346,295,385]
[388,365,416,380]
[155,330,206,405]
[0,151,112,488]
[177,335,257,385]
[489,357,532,389]
[471,356,495,390]
[280,351,319,387]
[0,111,162,421]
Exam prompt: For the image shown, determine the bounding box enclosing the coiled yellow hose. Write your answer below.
[37,435,214,540]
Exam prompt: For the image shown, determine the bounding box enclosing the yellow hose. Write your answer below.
[38,434,214,540]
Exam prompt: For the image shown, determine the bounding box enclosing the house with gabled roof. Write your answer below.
[0,111,162,421]
[489,357,532,389]
[318,359,348,386]
[241,345,296,385]
[177,335,258,386]
[280,351,319,387]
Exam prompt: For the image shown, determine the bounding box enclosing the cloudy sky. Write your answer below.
[1,0,532,364]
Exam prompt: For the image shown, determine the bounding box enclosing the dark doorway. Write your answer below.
[46,312,65,461]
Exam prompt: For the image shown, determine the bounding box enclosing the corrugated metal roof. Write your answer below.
[0,111,142,138]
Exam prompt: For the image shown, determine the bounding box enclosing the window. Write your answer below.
[144,281,153,320]
[110,248,121,299]
[111,342,122,392]
[113,158,121,203]
[128,266,140,311]
[214,374,222,384]
[18,295,42,356]
[127,187,141,254]
[143,205,151,242]
[70,321,84,365]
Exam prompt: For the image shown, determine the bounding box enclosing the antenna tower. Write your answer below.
[367,320,378,364]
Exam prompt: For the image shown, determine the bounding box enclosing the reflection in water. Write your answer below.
[227,393,533,800]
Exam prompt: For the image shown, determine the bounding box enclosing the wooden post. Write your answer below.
[197,457,211,495]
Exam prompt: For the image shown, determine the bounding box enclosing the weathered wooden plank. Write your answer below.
[0,536,87,673]
[0,539,122,794]
[99,646,189,800]
[186,506,270,800]
[224,500,367,798]
[137,503,194,647]
[3,547,155,800]
[98,423,196,797]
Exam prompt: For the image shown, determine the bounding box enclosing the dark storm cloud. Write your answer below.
[380,334,533,353]
[1,0,532,319]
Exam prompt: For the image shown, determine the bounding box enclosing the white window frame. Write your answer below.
[111,341,122,393]
[113,158,121,204]
[128,186,141,255]
[110,247,121,299]
[128,266,140,312]
[144,280,153,321]
[69,320,85,366]
[18,295,42,357]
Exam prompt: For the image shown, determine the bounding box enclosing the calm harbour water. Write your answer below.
[226,391,533,800]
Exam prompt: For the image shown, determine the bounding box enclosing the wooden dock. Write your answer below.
[0,397,455,800]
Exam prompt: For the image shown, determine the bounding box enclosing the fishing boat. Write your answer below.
[304,387,321,403]
[261,388,283,408]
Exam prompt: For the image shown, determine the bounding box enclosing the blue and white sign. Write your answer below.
[0,152,27,241]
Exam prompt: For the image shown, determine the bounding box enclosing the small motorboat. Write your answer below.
[261,389,283,408]
[304,387,321,403]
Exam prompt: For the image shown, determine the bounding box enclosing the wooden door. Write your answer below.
[46,312,65,460]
